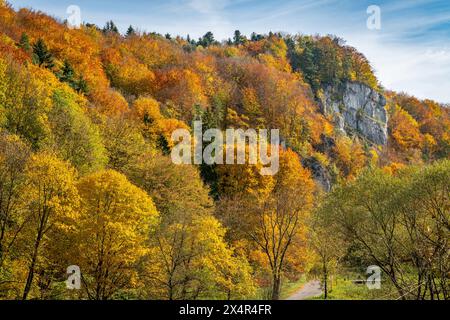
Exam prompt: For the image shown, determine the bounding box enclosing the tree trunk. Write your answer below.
[23,212,47,301]
[323,262,328,300]
[23,237,41,300]
[271,275,281,300]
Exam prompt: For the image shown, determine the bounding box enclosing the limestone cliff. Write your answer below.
[319,82,388,145]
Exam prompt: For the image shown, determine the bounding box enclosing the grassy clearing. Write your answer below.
[311,275,396,300]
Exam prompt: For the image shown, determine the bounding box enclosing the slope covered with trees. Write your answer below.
[0,1,448,300]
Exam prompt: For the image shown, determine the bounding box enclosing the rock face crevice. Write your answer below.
[319,82,388,145]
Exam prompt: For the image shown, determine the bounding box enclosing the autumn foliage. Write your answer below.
[0,1,448,300]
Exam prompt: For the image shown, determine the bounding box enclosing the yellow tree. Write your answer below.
[216,148,315,300]
[126,153,255,300]
[0,133,30,275]
[389,105,423,152]
[129,97,188,150]
[332,136,367,179]
[98,116,148,171]
[75,170,159,300]
[0,56,7,126]
[251,149,315,300]
[144,214,256,300]
[20,153,80,300]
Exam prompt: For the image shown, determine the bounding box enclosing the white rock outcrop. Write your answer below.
[319,82,388,145]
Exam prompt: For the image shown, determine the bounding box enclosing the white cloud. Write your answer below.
[187,0,230,14]
[347,34,450,103]
[182,0,233,39]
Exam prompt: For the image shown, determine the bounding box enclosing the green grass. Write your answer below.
[311,275,396,300]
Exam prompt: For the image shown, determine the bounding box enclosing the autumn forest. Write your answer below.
[0,1,448,301]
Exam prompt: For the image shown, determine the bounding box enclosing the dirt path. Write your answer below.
[286,280,323,300]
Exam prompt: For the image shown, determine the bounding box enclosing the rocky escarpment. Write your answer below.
[319,82,388,145]
[304,82,388,191]
[302,157,332,192]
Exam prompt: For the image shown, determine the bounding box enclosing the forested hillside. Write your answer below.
[0,1,448,300]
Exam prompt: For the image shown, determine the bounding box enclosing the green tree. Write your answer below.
[311,196,347,299]
[318,161,450,300]
[32,39,54,69]
[233,30,245,45]
[396,161,449,300]
[293,38,320,93]
[18,33,31,53]
[251,32,264,42]
[57,60,75,84]
[198,31,216,47]
[103,20,119,34]
[48,90,107,174]
[126,25,136,37]
[74,75,89,95]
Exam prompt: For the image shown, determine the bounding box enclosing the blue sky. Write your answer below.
[10,0,450,103]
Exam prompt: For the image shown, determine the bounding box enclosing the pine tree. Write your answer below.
[18,33,31,53]
[85,22,98,29]
[103,21,110,33]
[126,25,136,37]
[75,75,89,95]
[32,38,54,69]
[252,33,264,41]
[56,60,90,95]
[233,30,245,45]
[199,31,215,47]
[103,20,119,34]
[58,60,75,84]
